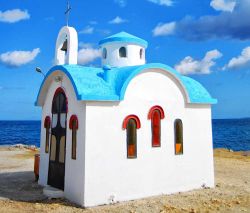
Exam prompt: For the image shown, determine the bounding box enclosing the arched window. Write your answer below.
[175,119,183,155]
[44,116,51,153]
[148,106,165,147]
[102,48,107,59]
[69,115,78,160]
[140,48,144,59]
[123,115,141,158]
[119,47,127,58]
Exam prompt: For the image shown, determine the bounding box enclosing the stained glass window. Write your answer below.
[127,119,137,158]
[151,110,161,147]
[44,116,51,153]
[175,119,183,155]
[123,115,141,159]
[148,106,165,147]
[69,115,78,160]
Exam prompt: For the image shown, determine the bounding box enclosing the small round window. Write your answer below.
[102,48,107,59]
[119,47,127,58]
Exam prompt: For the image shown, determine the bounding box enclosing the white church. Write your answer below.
[36,25,217,207]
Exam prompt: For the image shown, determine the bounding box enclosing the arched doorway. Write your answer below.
[48,88,67,190]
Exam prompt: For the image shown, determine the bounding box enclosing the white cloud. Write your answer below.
[152,22,176,36]
[79,26,94,34]
[114,0,127,7]
[175,49,222,75]
[109,16,128,24]
[147,0,174,7]
[78,46,101,65]
[153,0,250,41]
[224,46,250,70]
[0,9,30,23]
[0,48,40,67]
[79,42,94,49]
[210,0,236,12]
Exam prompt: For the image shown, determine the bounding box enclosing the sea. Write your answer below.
[0,119,250,151]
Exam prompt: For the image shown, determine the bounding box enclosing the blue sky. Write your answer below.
[0,0,250,120]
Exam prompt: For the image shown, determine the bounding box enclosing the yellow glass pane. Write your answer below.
[72,129,77,159]
[59,136,66,163]
[45,127,50,153]
[50,135,56,161]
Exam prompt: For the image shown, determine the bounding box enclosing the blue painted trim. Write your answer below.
[99,32,148,48]
[118,63,217,104]
[35,63,217,106]
[35,65,82,106]
[181,76,217,104]
[80,94,119,101]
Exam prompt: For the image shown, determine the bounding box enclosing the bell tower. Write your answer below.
[55,26,78,65]
[54,1,78,65]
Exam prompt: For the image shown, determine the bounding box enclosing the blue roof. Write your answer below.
[35,63,217,106]
[99,32,148,48]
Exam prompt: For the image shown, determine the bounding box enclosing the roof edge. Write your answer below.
[119,63,216,105]
[99,32,148,48]
[35,65,82,106]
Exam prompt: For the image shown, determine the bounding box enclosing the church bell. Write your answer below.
[61,39,68,52]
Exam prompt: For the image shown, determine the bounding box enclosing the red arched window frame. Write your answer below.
[69,115,78,130]
[44,116,51,153]
[69,115,78,159]
[44,116,51,128]
[52,87,68,113]
[123,115,141,159]
[148,106,165,147]
[122,115,141,130]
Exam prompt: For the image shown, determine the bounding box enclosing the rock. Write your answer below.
[190,208,196,213]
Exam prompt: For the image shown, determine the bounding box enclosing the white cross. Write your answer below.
[65,1,72,26]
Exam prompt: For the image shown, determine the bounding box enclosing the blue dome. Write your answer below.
[99,32,148,48]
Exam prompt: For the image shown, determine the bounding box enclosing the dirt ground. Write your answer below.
[0,147,249,213]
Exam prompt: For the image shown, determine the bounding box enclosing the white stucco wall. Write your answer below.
[39,68,214,207]
[101,42,146,67]
[38,71,86,205]
[83,69,214,207]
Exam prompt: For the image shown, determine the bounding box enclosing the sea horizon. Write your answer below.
[0,119,249,151]
[1,117,250,121]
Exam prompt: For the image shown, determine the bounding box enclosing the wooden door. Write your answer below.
[48,89,67,190]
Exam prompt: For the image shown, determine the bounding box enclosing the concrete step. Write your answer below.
[43,186,64,199]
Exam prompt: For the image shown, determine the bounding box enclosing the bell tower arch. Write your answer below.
[55,26,78,65]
